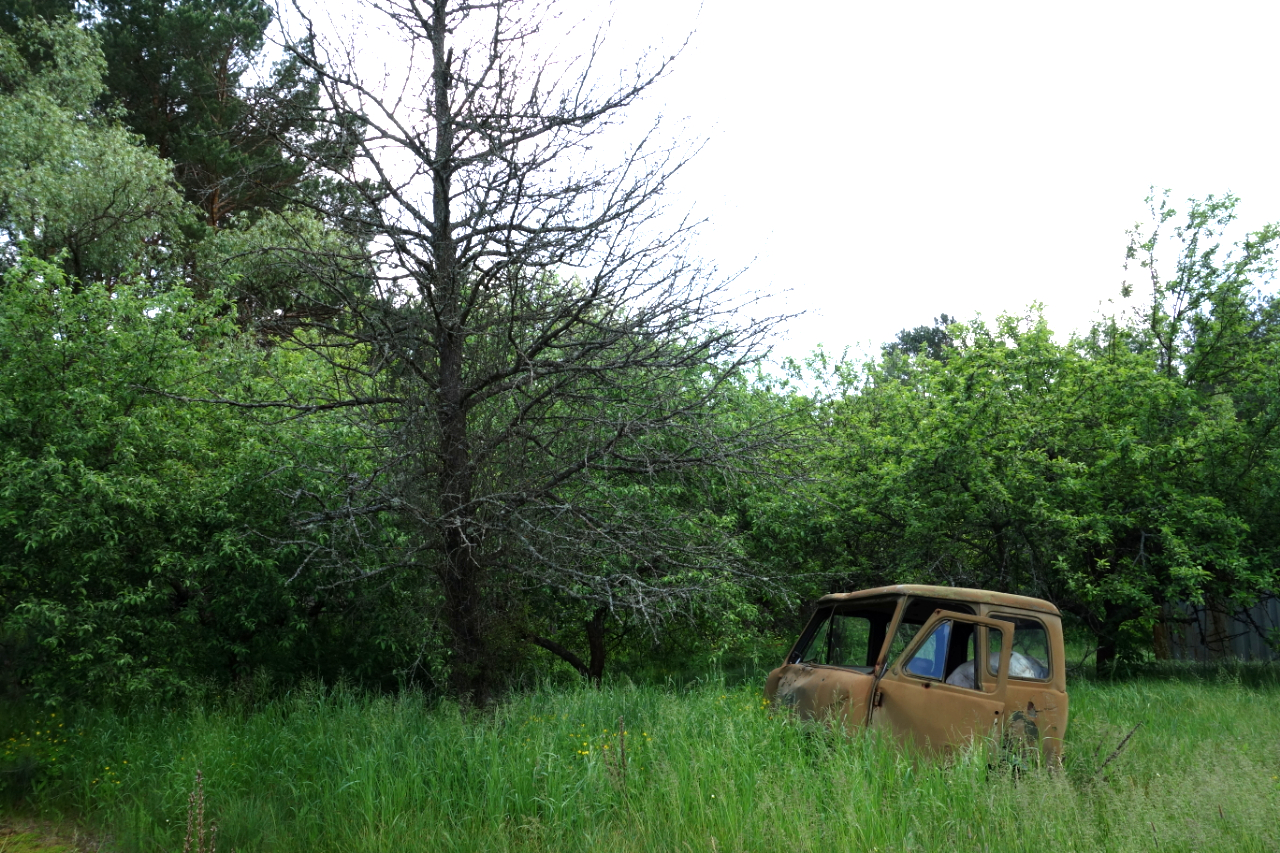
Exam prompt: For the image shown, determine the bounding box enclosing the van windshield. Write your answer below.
[793,600,897,672]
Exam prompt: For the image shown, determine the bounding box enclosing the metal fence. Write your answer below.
[1160,598,1280,662]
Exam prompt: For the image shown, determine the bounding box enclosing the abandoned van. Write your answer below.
[765,585,1068,758]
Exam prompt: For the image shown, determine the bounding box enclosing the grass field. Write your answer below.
[3,665,1279,852]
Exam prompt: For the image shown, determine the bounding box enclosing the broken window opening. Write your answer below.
[987,614,1051,680]
[903,619,981,687]
[791,601,897,672]
[887,598,977,666]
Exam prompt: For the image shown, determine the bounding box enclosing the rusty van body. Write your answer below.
[764,585,1068,758]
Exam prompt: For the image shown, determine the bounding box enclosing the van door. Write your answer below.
[868,611,1014,753]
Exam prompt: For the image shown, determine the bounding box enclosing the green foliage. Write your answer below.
[193,204,372,318]
[2,0,1278,695]
[513,363,811,682]
[0,18,191,282]
[0,253,429,701]
[0,254,244,698]
[1,3,360,310]
[0,14,431,702]
[883,312,957,362]
[93,0,329,229]
[0,0,81,39]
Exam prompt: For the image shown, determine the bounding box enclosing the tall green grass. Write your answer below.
[6,668,1280,852]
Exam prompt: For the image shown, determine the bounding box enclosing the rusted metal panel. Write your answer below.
[765,665,875,733]
[766,586,1069,760]
[816,584,1063,616]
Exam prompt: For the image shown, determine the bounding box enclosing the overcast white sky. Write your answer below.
[304,0,1280,364]
[581,0,1280,363]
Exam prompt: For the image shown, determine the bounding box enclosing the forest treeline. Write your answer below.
[2,1,1278,705]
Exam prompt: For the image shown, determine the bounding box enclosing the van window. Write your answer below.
[905,620,952,680]
[987,615,1051,680]
[903,619,980,686]
[887,598,976,664]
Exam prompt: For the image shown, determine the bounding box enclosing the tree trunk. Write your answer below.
[430,0,488,703]
[1095,641,1116,675]
[1206,603,1232,661]
[586,607,607,686]
[441,553,489,703]
[528,607,610,687]
[1094,612,1135,675]
[438,326,485,702]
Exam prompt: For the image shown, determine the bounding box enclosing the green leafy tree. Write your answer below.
[0,18,190,281]
[0,16,423,701]
[0,252,426,701]
[517,366,798,683]
[883,313,957,362]
[87,0,367,317]
[0,0,80,38]
[94,0,322,228]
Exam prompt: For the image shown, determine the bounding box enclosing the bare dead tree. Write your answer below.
[263,0,790,701]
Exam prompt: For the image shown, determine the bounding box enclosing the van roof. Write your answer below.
[816,584,1061,616]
